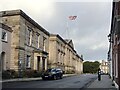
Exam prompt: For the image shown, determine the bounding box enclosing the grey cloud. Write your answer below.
[40,2,112,60]
[0,1,112,60]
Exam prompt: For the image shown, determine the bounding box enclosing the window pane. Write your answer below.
[2,31,7,41]
[26,55,31,68]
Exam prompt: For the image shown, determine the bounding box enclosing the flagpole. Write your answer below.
[65,15,77,39]
[66,21,69,39]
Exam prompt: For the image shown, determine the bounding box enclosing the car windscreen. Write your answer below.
[51,69,56,72]
[45,69,52,73]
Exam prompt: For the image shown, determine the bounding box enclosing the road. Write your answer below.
[2,74,97,90]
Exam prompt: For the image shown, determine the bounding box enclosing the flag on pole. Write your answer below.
[69,16,77,20]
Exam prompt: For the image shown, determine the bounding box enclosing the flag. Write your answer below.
[69,16,77,20]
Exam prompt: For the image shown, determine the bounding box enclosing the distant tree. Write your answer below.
[83,61,100,74]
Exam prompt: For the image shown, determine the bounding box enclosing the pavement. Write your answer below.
[1,74,76,83]
[85,75,117,90]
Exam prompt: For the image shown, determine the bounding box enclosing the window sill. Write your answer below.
[26,67,31,69]
[1,40,8,43]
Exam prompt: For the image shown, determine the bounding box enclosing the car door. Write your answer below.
[57,69,62,77]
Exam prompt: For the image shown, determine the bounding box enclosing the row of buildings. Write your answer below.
[100,60,109,74]
[0,9,83,74]
[108,1,120,89]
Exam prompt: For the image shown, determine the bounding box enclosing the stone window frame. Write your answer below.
[43,36,46,51]
[26,55,31,69]
[36,32,40,49]
[26,26,33,46]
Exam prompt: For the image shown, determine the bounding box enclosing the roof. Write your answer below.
[50,34,67,44]
[0,9,50,36]
[64,39,71,43]
[64,39,74,50]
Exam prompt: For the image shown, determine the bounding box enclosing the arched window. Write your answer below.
[1,52,6,70]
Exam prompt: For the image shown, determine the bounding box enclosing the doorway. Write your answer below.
[37,56,40,71]
[42,57,45,71]
[1,52,6,70]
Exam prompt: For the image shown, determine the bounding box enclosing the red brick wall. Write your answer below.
[117,2,120,15]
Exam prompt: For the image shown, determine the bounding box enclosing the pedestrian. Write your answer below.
[98,68,101,81]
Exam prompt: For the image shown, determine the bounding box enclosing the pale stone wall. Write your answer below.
[48,39,57,67]
[49,35,66,70]
[1,10,49,71]
[49,34,83,74]
[100,60,109,74]
[0,23,12,70]
[2,28,12,70]
[1,10,83,73]
[19,14,49,71]
[2,15,20,70]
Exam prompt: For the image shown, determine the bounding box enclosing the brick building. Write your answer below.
[108,1,120,89]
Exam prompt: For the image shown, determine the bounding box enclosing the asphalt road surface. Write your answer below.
[2,74,97,90]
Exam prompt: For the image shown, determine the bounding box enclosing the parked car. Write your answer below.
[41,68,63,80]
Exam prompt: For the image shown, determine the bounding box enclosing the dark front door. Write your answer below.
[42,57,45,71]
[1,52,5,70]
[37,56,40,71]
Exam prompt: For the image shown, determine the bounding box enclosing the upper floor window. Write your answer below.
[1,31,7,41]
[43,36,46,51]
[36,33,40,49]
[26,27,32,46]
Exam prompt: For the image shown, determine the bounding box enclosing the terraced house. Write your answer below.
[1,9,83,75]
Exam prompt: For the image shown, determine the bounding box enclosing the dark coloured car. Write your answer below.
[41,68,63,80]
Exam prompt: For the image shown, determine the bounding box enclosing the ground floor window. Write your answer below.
[26,55,31,68]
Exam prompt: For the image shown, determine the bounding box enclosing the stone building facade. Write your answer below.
[49,34,83,74]
[0,23,12,71]
[1,9,83,74]
[100,60,109,74]
[108,1,120,89]
[1,10,49,71]
[49,34,66,70]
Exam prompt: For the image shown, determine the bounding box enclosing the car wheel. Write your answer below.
[53,75,57,80]
[60,75,62,79]
[42,77,46,80]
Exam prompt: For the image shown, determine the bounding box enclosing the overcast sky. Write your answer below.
[0,0,113,61]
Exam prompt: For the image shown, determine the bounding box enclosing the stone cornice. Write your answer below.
[0,23,13,32]
[1,9,50,36]
[50,34,67,44]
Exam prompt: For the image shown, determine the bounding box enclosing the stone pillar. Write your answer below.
[45,58,47,70]
[40,57,43,71]
[34,56,37,70]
